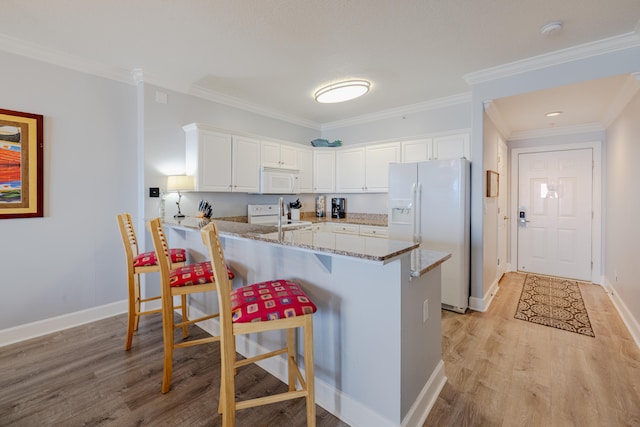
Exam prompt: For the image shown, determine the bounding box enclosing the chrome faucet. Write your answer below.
[278,197,284,233]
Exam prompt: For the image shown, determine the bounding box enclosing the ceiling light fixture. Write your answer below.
[314,80,371,103]
[545,111,563,117]
[540,21,563,37]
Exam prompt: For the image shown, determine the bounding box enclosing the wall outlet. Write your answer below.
[422,299,429,323]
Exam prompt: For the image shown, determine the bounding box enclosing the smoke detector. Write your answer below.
[541,21,563,37]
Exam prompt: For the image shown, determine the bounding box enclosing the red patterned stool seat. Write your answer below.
[230,279,317,323]
[169,261,235,287]
[134,248,186,267]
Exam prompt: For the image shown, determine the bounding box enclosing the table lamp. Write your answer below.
[166,175,194,218]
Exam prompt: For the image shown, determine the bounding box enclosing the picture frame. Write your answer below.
[486,170,499,198]
[0,108,44,219]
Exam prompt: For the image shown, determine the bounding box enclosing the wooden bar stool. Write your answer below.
[116,213,187,350]
[148,217,235,393]
[201,221,317,426]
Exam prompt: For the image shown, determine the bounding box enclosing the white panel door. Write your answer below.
[517,149,592,281]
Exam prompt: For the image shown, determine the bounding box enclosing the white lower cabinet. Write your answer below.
[359,225,389,238]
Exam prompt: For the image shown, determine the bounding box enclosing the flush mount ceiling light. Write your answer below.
[314,80,371,103]
[540,21,563,37]
[545,111,563,117]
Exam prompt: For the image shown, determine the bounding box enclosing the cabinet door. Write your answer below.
[280,144,298,169]
[336,147,365,192]
[185,127,232,192]
[433,133,470,160]
[261,141,281,168]
[298,147,313,193]
[232,136,261,192]
[365,143,399,192]
[402,139,432,163]
[313,150,335,193]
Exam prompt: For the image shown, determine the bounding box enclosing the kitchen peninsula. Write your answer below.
[164,217,450,427]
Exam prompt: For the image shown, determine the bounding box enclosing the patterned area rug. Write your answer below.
[514,274,595,337]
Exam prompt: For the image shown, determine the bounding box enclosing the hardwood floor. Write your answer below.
[2,272,639,426]
[425,272,640,427]
[0,313,347,426]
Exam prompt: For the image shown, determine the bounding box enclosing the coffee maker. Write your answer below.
[331,198,346,219]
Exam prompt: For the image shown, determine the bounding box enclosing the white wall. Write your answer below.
[320,101,471,145]
[0,51,137,329]
[604,89,640,340]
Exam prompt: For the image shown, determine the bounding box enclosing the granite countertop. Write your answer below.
[163,216,417,263]
[163,216,449,272]
[215,212,388,227]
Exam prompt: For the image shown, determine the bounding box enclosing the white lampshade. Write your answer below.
[166,175,194,192]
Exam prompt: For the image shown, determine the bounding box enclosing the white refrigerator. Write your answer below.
[388,158,470,313]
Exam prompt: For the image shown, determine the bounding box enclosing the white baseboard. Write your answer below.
[601,279,640,349]
[190,305,443,427]
[468,277,500,312]
[401,360,447,427]
[0,300,127,347]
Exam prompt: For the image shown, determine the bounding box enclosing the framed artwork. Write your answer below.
[486,170,499,198]
[0,108,44,218]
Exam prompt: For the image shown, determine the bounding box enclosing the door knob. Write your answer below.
[503,216,509,220]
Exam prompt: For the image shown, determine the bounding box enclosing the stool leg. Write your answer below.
[287,328,296,391]
[304,316,316,426]
[125,271,138,350]
[161,302,175,394]
[180,295,189,338]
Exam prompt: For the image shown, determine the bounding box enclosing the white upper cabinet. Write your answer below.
[184,123,260,193]
[297,146,313,193]
[401,133,470,162]
[313,149,335,193]
[402,138,433,162]
[364,143,400,192]
[261,141,298,169]
[336,147,365,192]
[185,124,232,192]
[432,133,470,160]
[336,142,399,193]
[232,136,261,192]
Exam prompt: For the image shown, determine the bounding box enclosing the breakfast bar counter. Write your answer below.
[163,217,449,427]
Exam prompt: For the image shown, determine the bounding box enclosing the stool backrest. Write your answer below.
[147,217,172,293]
[201,222,234,334]
[117,213,140,270]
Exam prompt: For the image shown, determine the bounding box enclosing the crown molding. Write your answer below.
[464,22,640,85]
[508,122,605,141]
[0,33,134,85]
[321,92,472,131]
[601,72,640,127]
[186,84,321,130]
[483,100,512,139]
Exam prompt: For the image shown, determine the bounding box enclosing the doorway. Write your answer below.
[510,142,602,283]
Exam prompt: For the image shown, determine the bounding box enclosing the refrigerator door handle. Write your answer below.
[411,182,417,242]
[416,182,422,244]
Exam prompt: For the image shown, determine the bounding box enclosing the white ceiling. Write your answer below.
[1,0,639,131]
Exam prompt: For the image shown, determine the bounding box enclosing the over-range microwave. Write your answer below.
[260,167,300,194]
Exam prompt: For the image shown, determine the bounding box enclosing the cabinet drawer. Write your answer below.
[325,223,359,235]
[359,225,389,238]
